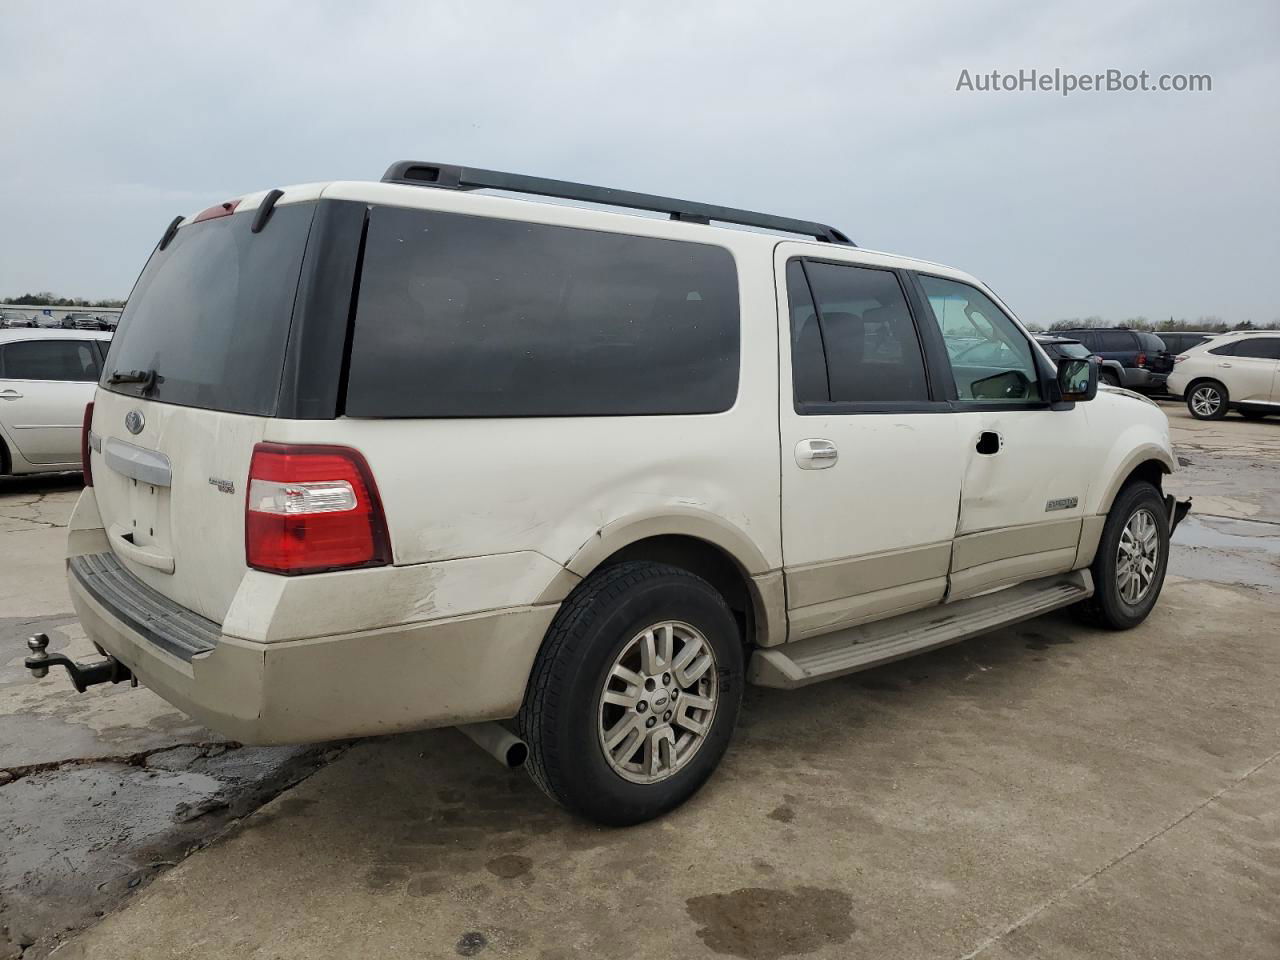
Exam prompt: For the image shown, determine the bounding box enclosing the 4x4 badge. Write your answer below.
[124,410,144,435]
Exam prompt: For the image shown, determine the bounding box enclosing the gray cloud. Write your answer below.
[2,0,1277,324]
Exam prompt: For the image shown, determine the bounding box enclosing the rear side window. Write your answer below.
[103,203,316,416]
[1,340,100,381]
[1094,330,1135,352]
[1228,337,1280,359]
[787,260,929,404]
[345,207,740,417]
[1069,330,1096,350]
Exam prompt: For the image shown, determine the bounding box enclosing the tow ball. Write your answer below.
[24,633,134,692]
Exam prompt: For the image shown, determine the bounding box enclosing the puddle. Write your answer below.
[1170,515,1280,589]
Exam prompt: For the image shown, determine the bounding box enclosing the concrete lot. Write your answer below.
[2,405,1278,959]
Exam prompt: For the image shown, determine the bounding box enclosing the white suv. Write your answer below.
[28,163,1187,824]
[1166,331,1280,420]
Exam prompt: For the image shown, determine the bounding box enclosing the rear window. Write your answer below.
[102,203,316,416]
[1137,333,1165,352]
[344,206,740,417]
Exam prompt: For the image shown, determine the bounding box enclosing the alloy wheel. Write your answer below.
[1116,507,1161,604]
[1190,385,1221,417]
[597,620,718,784]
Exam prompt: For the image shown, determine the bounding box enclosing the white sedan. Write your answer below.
[0,329,112,476]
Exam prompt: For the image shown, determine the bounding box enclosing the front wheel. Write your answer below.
[1187,381,1228,419]
[517,561,744,825]
[1076,481,1170,630]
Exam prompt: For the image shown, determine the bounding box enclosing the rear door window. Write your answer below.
[345,206,740,417]
[1230,337,1280,360]
[790,260,930,404]
[102,203,316,416]
[1,340,100,381]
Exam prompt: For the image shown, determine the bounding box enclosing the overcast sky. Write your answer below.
[2,0,1277,325]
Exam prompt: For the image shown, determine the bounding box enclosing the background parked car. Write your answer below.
[0,329,111,476]
[1156,331,1216,355]
[1054,328,1167,391]
[1034,335,1127,387]
[1166,331,1280,420]
[1,311,38,329]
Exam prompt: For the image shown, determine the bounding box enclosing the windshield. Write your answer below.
[102,202,315,415]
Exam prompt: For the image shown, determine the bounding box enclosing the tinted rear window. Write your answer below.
[345,206,740,417]
[102,203,315,415]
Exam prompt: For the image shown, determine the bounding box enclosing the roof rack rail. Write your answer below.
[380,161,854,246]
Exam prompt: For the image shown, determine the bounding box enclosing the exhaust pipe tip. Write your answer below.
[504,740,529,768]
[457,722,528,769]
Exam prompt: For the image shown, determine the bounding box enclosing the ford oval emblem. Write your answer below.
[124,410,145,435]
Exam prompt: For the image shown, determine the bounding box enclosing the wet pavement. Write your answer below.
[0,474,342,959]
[2,404,1278,959]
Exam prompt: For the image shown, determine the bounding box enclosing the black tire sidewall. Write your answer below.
[536,567,743,825]
[1091,483,1170,629]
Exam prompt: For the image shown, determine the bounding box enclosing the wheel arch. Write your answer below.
[543,510,786,649]
[1094,446,1173,516]
[1184,376,1229,400]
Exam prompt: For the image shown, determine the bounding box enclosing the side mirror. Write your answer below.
[970,369,1035,400]
[1057,356,1098,402]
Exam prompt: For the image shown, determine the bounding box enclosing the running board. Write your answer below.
[750,570,1093,689]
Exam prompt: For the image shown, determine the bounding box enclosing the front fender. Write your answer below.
[1091,440,1175,516]
[1085,391,1175,516]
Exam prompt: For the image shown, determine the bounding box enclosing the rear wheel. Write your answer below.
[1076,481,1169,630]
[1187,381,1228,419]
[517,561,743,825]
[1100,369,1121,388]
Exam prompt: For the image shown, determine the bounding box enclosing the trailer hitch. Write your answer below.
[24,633,133,693]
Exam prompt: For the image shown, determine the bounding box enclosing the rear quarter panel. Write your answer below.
[263,227,784,585]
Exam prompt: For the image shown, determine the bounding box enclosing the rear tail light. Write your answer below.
[80,402,94,486]
[245,443,391,575]
[1174,354,1188,364]
[1136,352,1147,368]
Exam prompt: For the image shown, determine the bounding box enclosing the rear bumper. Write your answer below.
[69,555,558,745]
[1120,368,1163,391]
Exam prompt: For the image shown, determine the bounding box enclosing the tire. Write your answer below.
[1100,370,1121,388]
[1238,409,1268,420]
[1186,380,1228,419]
[1075,481,1170,630]
[517,561,744,825]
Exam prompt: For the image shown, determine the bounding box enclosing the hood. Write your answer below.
[1098,383,1161,410]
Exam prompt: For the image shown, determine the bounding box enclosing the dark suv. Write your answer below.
[1054,328,1167,391]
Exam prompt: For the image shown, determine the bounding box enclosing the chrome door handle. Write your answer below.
[0,389,22,400]
[795,438,838,469]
